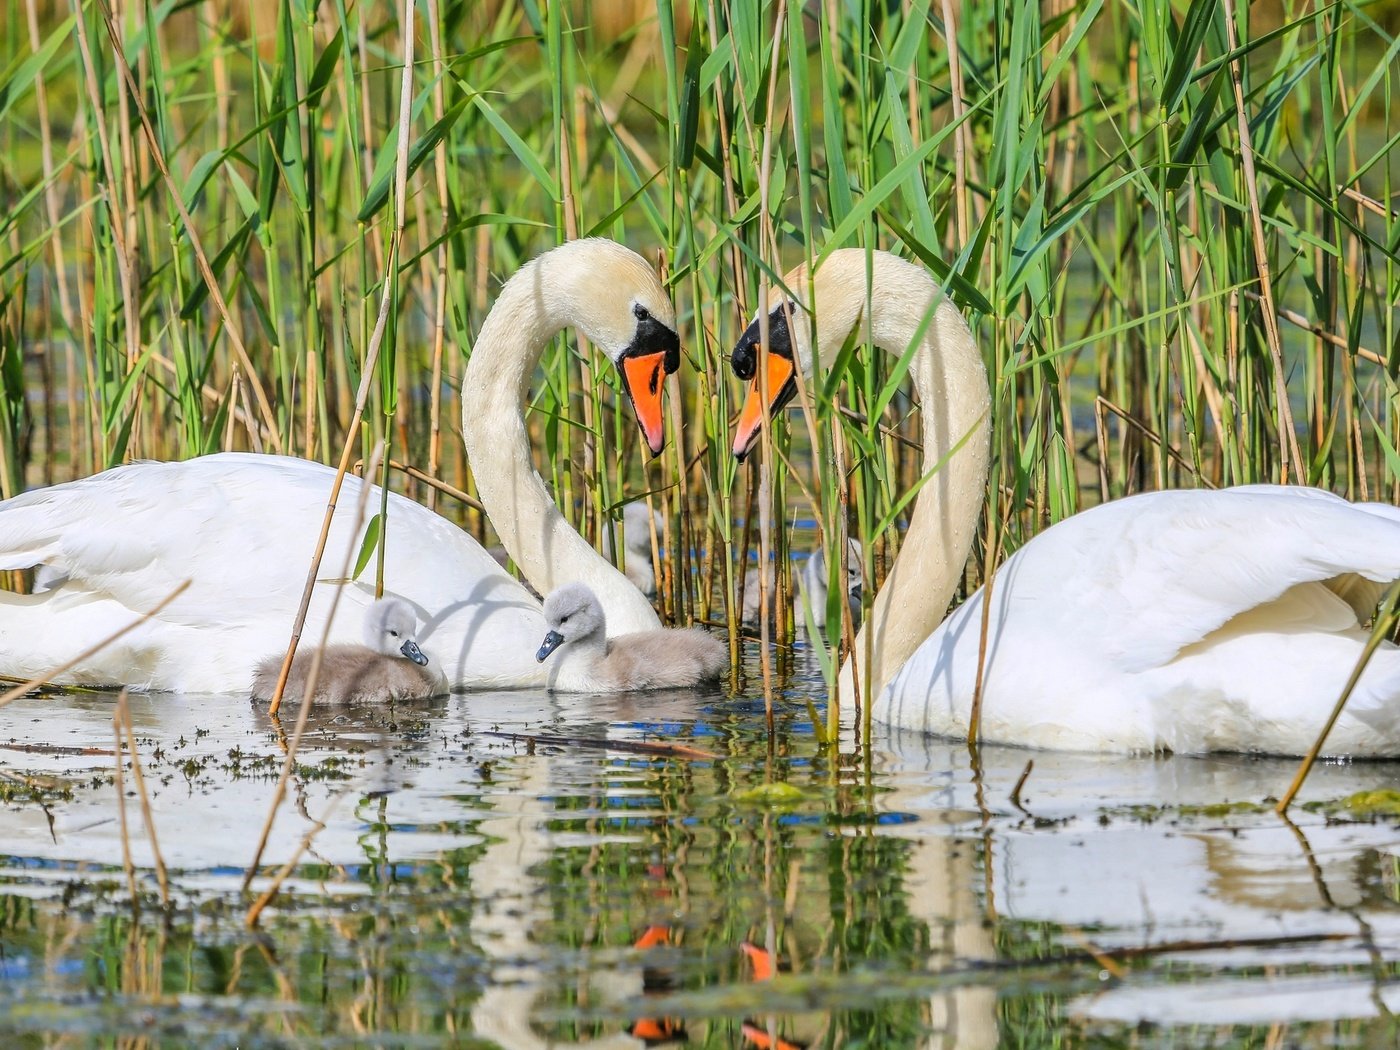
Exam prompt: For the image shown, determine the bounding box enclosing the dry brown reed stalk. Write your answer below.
[1009,759,1034,812]
[423,0,451,513]
[1276,579,1400,815]
[266,0,418,717]
[1247,293,1386,368]
[352,458,486,514]
[748,0,790,737]
[151,354,270,441]
[940,0,970,247]
[967,493,1005,753]
[117,691,169,906]
[1219,0,1299,483]
[93,0,283,450]
[244,790,347,929]
[1095,397,1210,488]
[111,688,140,909]
[1064,926,1128,980]
[0,579,192,711]
[242,441,384,908]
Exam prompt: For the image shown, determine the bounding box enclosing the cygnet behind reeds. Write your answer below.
[741,538,863,631]
[250,597,447,705]
[604,501,664,598]
[489,501,660,601]
[535,582,727,692]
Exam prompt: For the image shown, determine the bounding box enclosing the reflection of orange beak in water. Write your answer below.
[740,1021,809,1050]
[628,924,686,1045]
[738,942,809,1050]
[731,352,797,460]
[633,924,671,951]
[622,350,669,456]
[740,941,777,980]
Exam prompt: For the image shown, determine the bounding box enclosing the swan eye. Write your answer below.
[633,303,650,321]
[560,614,570,623]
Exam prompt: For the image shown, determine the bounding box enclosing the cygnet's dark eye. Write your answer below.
[561,614,570,623]
[390,630,400,637]
[633,303,650,321]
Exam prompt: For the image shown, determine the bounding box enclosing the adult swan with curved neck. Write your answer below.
[731,249,1400,756]
[0,238,675,693]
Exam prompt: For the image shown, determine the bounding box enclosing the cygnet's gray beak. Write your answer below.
[850,583,863,603]
[536,630,566,663]
[399,638,430,666]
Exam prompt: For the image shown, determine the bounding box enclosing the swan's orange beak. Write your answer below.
[621,350,668,456]
[732,352,796,461]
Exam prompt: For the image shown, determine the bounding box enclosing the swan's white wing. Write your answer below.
[0,454,517,621]
[995,487,1400,672]
[0,454,546,690]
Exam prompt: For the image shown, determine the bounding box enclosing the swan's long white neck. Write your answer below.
[800,252,990,702]
[461,245,662,635]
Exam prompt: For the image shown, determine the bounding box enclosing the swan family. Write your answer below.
[6,238,1400,755]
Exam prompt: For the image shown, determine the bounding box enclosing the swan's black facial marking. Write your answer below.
[730,300,798,381]
[730,300,801,462]
[619,302,680,457]
[626,302,681,375]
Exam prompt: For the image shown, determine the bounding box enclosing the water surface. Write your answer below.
[3,654,1400,1047]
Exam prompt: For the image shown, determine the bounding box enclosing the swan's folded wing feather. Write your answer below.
[0,454,534,627]
[1004,487,1400,673]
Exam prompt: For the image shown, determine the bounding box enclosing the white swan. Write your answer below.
[741,538,863,631]
[249,596,447,705]
[730,249,1400,756]
[535,582,728,692]
[0,239,677,693]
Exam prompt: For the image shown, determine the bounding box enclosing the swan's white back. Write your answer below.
[878,486,1400,755]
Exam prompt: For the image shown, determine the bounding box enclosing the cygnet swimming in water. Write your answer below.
[250,597,448,705]
[742,538,864,631]
[535,582,728,692]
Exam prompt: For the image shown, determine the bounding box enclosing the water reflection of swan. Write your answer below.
[878,730,1400,958]
[467,699,659,1050]
[730,248,1400,756]
[0,239,676,692]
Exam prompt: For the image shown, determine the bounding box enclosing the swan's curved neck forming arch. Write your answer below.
[802,251,990,700]
[461,242,665,635]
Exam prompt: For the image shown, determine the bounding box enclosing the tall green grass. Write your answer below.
[2,0,1398,704]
